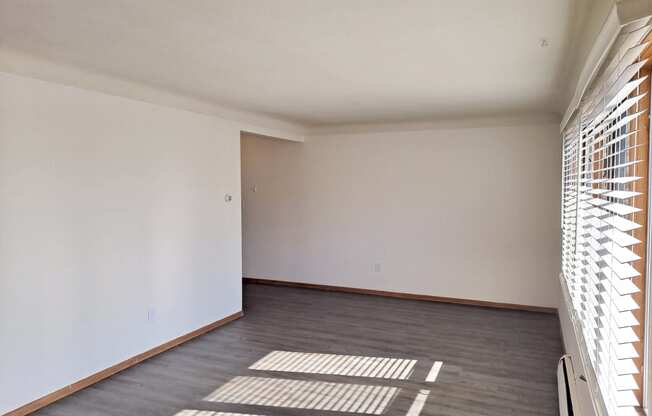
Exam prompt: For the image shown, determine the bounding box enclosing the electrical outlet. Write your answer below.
[147,307,156,322]
[373,263,381,273]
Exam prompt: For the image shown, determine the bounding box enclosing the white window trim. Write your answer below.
[644,106,652,414]
[561,273,611,416]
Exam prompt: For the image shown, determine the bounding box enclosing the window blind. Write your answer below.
[561,18,651,416]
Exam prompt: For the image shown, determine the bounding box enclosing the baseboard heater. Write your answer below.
[558,354,580,416]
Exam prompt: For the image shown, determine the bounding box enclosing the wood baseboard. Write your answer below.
[5,311,243,416]
[243,277,557,314]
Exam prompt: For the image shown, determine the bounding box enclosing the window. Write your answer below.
[561,18,651,415]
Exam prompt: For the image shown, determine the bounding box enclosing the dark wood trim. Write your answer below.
[243,277,558,314]
[4,311,243,416]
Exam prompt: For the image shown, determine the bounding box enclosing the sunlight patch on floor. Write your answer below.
[406,390,430,416]
[249,351,417,380]
[204,376,399,414]
[173,412,263,416]
[425,361,443,382]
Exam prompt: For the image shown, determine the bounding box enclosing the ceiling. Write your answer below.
[0,0,583,127]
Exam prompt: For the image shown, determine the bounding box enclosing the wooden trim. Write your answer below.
[243,277,558,314]
[628,49,651,406]
[4,311,243,416]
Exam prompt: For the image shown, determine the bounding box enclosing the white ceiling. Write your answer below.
[0,0,582,127]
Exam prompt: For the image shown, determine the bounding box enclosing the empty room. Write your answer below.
[2,1,652,415]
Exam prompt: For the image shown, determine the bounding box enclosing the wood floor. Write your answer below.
[33,283,562,416]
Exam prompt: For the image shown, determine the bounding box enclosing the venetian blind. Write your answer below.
[561,18,651,416]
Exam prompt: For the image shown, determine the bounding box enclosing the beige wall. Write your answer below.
[241,123,561,308]
[0,72,243,414]
[561,0,614,112]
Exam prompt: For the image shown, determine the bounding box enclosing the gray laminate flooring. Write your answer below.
[33,283,562,416]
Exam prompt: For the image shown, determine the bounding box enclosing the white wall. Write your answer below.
[0,72,243,414]
[241,123,561,308]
